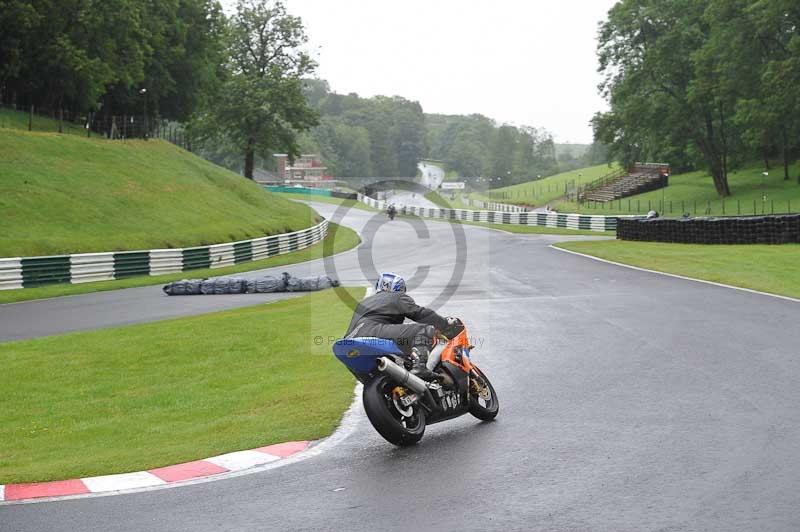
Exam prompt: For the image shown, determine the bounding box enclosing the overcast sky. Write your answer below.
[223,1,619,144]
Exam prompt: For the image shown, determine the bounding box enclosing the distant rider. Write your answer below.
[345,272,450,380]
[387,203,397,220]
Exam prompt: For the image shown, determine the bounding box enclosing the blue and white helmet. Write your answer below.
[375,272,406,293]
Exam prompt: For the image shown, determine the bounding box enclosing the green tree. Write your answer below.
[596,0,735,196]
[197,0,318,179]
[742,0,800,182]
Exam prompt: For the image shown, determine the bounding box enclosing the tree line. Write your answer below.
[0,0,609,185]
[297,80,609,184]
[594,0,800,195]
[0,0,225,123]
[0,0,319,179]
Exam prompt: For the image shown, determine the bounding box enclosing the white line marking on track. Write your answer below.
[550,244,800,303]
[82,472,166,492]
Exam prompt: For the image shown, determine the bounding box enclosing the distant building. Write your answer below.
[273,154,332,184]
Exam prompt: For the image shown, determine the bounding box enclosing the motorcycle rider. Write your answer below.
[345,272,450,380]
[386,203,397,220]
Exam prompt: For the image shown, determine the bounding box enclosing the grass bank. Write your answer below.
[553,162,800,216]
[275,192,377,211]
[0,222,360,304]
[0,107,88,137]
[554,240,800,299]
[424,190,450,208]
[456,221,614,237]
[0,127,317,256]
[0,287,363,484]
[475,163,620,206]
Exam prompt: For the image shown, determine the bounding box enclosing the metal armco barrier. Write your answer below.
[617,214,800,244]
[358,194,618,232]
[0,220,328,290]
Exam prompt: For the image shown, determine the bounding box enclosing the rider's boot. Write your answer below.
[410,346,439,381]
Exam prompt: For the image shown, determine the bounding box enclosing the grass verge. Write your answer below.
[553,162,800,216]
[0,287,363,484]
[275,192,378,211]
[0,108,89,137]
[1,127,317,256]
[0,223,360,305]
[475,163,620,206]
[448,219,614,236]
[554,240,800,299]
[423,190,450,208]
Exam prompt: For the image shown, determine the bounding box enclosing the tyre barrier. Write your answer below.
[358,194,618,232]
[617,214,800,244]
[0,220,328,291]
[162,273,339,296]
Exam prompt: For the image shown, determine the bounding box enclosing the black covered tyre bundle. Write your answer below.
[163,272,339,296]
[162,279,203,296]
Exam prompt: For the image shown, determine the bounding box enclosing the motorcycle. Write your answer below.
[333,320,499,445]
[387,206,397,221]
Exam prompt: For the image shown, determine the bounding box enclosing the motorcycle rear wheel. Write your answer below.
[363,376,426,446]
[468,366,499,421]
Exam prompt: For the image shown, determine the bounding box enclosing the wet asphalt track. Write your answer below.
[2,202,800,531]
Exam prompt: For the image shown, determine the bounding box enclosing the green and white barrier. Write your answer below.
[266,185,333,197]
[0,220,328,290]
[359,193,618,232]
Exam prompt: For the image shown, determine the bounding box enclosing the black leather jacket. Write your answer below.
[346,291,448,335]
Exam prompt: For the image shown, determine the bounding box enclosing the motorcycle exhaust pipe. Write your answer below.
[376,357,430,396]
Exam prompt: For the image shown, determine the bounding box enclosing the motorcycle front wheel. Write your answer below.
[468,366,499,421]
[363,375,426,446]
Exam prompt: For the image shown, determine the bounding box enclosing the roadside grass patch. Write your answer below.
[0,223,360,304]
[474,163,620,206]
[554,240,800,299]
[0,108,89,137]
[0,128,317,256]
[0,287,363,484]
[553,162,800,216]
[423,190,451,208]
[275,192,378,211]
[451,220,615,237]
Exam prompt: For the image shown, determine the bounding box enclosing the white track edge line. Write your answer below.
[549,244,800,303]
[0,383,364,506]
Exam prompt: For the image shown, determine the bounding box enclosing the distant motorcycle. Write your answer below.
[333,319,499,445]
[387,205,397,221]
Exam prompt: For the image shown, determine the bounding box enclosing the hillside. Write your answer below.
[553,163,800,216]
[474,163,620,206]
[0,127,319,257]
